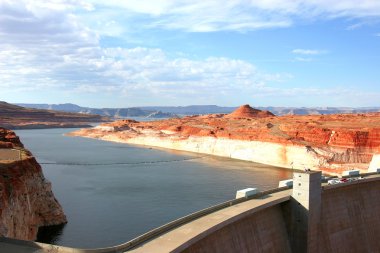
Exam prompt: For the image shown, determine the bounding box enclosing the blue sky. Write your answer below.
[0,0,379,108]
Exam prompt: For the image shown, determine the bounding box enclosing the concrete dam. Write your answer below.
[1,171,380,253]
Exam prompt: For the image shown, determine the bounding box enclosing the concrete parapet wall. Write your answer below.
[180,205,291,253]
[318,178,380,253]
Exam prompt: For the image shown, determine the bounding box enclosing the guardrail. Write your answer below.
[322,170,380,182]
[343,171,380,178]
[322,171,380,189]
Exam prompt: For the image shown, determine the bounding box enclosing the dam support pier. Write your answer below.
[289,171,321,253]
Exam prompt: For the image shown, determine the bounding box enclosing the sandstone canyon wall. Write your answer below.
[70,105,380,175]
[0,128,67,240]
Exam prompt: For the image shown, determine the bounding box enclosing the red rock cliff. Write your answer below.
[0,128,67,240]
[70,105,380,174]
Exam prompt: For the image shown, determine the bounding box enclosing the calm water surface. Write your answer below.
[16,128,292,248]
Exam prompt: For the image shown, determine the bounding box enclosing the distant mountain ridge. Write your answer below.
[16,103,178,118]
[16,103,380,117]
[16,103,84,112]
[256,106,380,116]
[0,101,108,129]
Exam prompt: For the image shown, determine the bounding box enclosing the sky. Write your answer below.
[0,0,379,108]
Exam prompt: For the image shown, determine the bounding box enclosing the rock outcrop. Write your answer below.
[225,104,274,118]
[0,128,67,240]
[70,105,380,175]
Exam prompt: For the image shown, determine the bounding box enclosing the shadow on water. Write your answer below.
[36,223,66,244]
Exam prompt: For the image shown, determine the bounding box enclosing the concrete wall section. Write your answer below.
[318,179,380,253]
[181,205,291,253]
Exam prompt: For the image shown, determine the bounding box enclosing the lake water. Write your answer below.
[15,128,292,248]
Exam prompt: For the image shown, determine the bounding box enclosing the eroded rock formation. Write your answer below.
[70,105,380,174]
[225,104,274,118]
[0,128,67,240]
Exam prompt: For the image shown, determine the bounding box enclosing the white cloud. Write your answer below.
[294,57,313,62]
[251,85,380,107]
[251,85,357,100]
[292,49,327,55]
[85,0,380,33]
[0,1,289,101]
[2,1,379,40]
[0,40,290,100]
[1,0,378,106]
[291,48,328,62]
